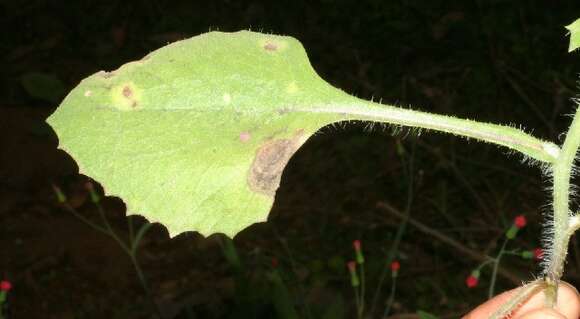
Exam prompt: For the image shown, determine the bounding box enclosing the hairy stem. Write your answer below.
[303,99,578,311]
[488,238,509,299]
[545,105,580,304]
[306,100,559,164]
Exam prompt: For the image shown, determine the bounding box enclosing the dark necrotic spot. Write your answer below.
[247,132,304,196]
[122,86,133,98]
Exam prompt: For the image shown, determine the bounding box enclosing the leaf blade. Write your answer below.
[47,31,349,237]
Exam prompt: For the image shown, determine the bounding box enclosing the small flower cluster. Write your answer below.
[346,240,401,318]
[346,240,401,284]
[347,240,365,287]
[465,215,542,289]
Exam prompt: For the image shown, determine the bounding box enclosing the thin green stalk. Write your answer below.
[354,285,362,319]
[382,274,397,319]
[92,201,161,318]
[62,203,109,235]
[57,188,160,318]
[369,141,415,317]
[130,254,150,294]
[272,226,314,319]
[488,238,509,299]
[95,202,130,253]
[359,265,365,318]
[128,215,135,248]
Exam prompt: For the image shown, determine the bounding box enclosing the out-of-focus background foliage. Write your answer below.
[1,1,580,318]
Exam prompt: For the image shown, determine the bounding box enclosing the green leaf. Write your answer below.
[220,236,242,271]
[268,271,300,319]
[21,72,67,104]
[47,31,352,237]
[566,18,580,52]
[47,30,559,238]
[321,296,345,319]
[417,310,439,319]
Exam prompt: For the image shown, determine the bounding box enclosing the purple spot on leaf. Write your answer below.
[239,132,251,143]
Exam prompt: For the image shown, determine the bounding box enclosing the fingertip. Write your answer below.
[516,308,566,319]
[463,282,580,319]
[554,282,580,319]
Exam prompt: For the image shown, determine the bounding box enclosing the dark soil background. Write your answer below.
[2,1,580,318]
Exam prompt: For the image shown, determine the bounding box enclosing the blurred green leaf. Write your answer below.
[20,72,66,104]
[309,259,324,272]
[566,18,580,52]
[327,255,346,273]
[268,271,300,319]
[417,310,439,319]
[220,236,242,272]
[321,296,345,319]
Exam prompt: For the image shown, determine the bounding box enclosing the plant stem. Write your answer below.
[545,105,580,305]
[359,264,365,318]
[382,275,397,319]
[95,203,130,253]
[60,194,161,318]
[271,227,314,319]
[305,100,560,164]
[62,203,109,234]
[369,141,415,317]
[488,238,509,299]
[354,285,361,319]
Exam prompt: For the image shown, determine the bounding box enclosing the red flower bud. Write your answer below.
[534,248,544,261]
[352,240,364,264]
[347,261,356,273]
[390,261,400,272]
[0,280,12,292]
[465,275,478,288]
[346,261,360,287]
[514,215,527,229]
[353,240,361,252]
[271,257,279,268]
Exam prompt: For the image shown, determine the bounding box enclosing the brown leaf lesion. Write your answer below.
[247,130,304,196]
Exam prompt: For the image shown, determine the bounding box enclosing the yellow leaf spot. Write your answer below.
[111,82,142,111]
[286,82,299,94]
[223,93,232,104]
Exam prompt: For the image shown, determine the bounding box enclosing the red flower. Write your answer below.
[0,280,12,292]
[390,260,400,272]
[465,275,478,288]
[534,248,544,260]
[347,261,356,273]
[514,215,527,229]
[271,257,279,268]
[353,239,361,252]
